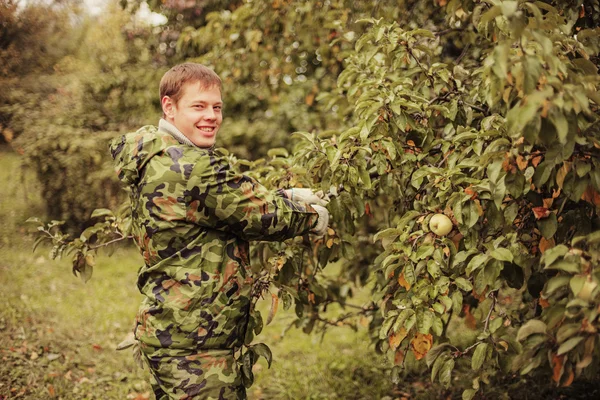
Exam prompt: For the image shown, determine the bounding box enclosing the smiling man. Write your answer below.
[109,63,330,399]
[159,67,223,148]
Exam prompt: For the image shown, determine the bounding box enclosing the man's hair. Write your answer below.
[159,63,222,105]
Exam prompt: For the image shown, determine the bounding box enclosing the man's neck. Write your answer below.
[158,118,197,148]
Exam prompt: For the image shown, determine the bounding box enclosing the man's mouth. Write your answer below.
[197,126,216,134]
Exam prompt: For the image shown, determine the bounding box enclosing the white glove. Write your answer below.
[286,188,329,206]
[310,205,330,236]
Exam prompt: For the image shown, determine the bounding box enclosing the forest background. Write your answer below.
[1,0,600,399]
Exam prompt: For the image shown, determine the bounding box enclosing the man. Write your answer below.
[109,63,329,399]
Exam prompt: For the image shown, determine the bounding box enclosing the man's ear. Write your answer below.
[161,96,175,119]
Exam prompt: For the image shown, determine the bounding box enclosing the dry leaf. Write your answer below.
[552,354,565,384]
[539,237,555,254]
[266,293,279,325]
[581,185,600,207]
[562,367,574,387]
[532,207,550,219]
[531,154,543,167]
[389,327,408,351]
[398,272,411,290]
[516,155,529,171]
[410,333,433,360]
[463,304,477,329]
[394,350,405,365]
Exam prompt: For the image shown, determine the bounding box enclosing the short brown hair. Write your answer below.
[159,63,222,105]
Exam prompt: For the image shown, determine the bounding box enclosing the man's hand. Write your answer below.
[310,204,330,237]
[286,188,329,206]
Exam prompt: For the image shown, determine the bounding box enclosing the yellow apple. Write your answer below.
[429,213,453,236]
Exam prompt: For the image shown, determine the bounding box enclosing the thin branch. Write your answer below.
[434,28,465,37]
[483,291,497,333]
[406,47,435,87]
[455,43,471,65]
[89,233,132,250]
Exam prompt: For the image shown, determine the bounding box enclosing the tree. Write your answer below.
[30,0,600,397]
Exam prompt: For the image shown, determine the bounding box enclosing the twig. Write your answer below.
[434,28,465,37]
[406,46,435,87]
[483,290,497,333]
[463,101,488,114]
[455,43,471,65]
[89,233,132,250]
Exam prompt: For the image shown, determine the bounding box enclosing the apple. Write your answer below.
[429,213,453,236]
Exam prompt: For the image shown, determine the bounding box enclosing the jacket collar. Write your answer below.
[158,118,199,148]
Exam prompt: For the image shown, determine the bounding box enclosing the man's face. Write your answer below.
[162,81,223,148]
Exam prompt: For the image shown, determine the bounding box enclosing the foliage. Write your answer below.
[24,0,600,397]
[8,1,166,230]
[0,0,82,143]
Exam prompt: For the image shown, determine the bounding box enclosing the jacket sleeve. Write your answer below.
[183,151,319,241]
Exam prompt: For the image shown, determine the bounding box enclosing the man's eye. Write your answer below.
[193,104,204,109]
[214,106,222,111]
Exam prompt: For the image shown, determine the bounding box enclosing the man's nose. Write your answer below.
[204,107,216,120]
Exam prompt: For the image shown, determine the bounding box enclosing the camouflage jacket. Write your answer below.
[109,125,318,358]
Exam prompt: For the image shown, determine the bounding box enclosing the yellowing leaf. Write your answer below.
[410,333,433,360]
[267,293,279,325]
[552,354,565,384]
[556,162,571,188]
[532,207,550,219]
[398,272,411,290]
[516,155,529,171]
[389,327,408,351]
[581,185,600,207]
[394,349,405,365]
[539,237,555,254]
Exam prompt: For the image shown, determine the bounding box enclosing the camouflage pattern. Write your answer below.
[109,125,319,398]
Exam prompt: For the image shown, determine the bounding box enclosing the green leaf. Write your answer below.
[466,254,490,276]
[241,350,255,388]
[544,275,570,295]
[550,112,569,144]
[516,320,547,341]
[463,389,477,400]
[90,208,114,219]
[452,291,463,314]
[439,359,455,388]
[417,309,434,334]
[416,245,434,260]
[431,354,447,382]
[251,343,273,368]
[557,336,584,355]
[556,323,581,344]
[490,248,513,262]
[544,260,580,274]
[454,277,473,291]
[541,245,569,266]
[537,213,557,239]
[404,264,416,285]
[471,342,488,371]
[426,343,452,368]
[489,316,503,333]
[80,263,93,283]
